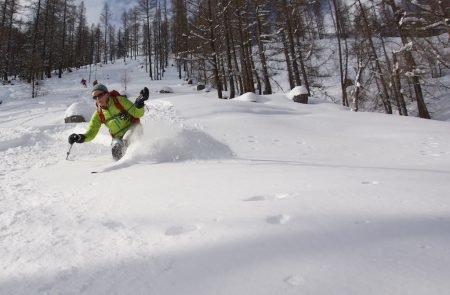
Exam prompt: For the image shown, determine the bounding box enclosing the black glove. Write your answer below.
[68,133,86,144]
[135,87,149,108]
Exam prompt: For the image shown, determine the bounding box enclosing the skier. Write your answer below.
[68,83,149,160]
[80,78,87,87]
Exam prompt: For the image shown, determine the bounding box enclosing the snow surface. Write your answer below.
[1,59,450,295]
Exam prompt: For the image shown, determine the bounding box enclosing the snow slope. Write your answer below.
[1,59,450,295]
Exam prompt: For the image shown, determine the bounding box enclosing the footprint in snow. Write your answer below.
[284,274,306,287]
[244,193,292,202]
[274,193,291,200]
[244,195,269,202]
[361,180,379,185]
[102,220,124,231]
[266,214,291,225]
[247,135,256,143]
[165,224,199,236]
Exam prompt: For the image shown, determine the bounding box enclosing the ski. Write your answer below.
[89,160,134,174]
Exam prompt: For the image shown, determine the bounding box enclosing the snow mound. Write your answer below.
[118,99,234,163]
[234,92,269,103]
[125,121,235,163]
[64,102,94,121]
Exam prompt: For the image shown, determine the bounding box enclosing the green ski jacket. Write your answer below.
[83,95,144,141]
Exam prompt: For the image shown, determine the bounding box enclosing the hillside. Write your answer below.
[1,59,450,295]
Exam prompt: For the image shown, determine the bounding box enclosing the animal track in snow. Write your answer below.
[102,220,125,231]
[247,135,256,143]
[284,274,306,287]
[165,224,199,236]
[419,137,449,157]
[361,180,379,185]
[266,214,291,225]
[243,193,292,202]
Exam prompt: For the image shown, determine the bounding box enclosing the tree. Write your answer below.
[0,0,19,81]
[100,2,111,64]
[218,0,236,98]
[278,0,302,88]
[384,0,430,119]
[330,0,350,107]
[28,0,42,93]
[58,0,69,78]
[172,0,190,80]
[356,0,392,114]
[233,0,255,94]
[139,0,154,79]
[189,0,224,98]
[252,0,272,95]
[75,1,87,69]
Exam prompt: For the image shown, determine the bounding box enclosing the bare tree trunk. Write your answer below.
[46,0,57,78]
[0,0,9,80]
[294,34,311,95]
[223,1,235,98]
[280,30,294,90]
[249,48,261,94]
[385,0,430,119]
[281,0,301,86]
[357,0,392,113]
[351,60,365,112]
[58,0,67,78]
[392,51,408,116]
[255,4,272,95]
[207,0,223,98]
[220,56,228,92]
[29,0,42,89]
[330,0,349,107]
[102,5,109,64]
[230,23,243,95]
[438,1,450,41]
[144,0,153,79]
[235,0,254,93]
[4,0,17,81]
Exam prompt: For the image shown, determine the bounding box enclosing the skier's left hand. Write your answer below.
[135,87,149,108]
[140,87,149,100]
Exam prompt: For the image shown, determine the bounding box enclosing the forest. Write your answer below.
[0,0,449,118]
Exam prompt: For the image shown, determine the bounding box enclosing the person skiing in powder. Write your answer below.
[68,83,149,160]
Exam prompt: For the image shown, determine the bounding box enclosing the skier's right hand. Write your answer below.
[68,133,85,144]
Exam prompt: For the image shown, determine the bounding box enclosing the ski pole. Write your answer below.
[66,143,74,160]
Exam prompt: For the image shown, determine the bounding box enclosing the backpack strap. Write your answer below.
[111,96,126,112]
[97,104,106,124]
[111,96,140,124]
[109,90,121,97]
[96,91,140,127]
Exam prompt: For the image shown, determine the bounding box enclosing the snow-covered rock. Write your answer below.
[287,85,308,98]
[159,86,173,93]
[64,101,94,123]
[287,86,309,104]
